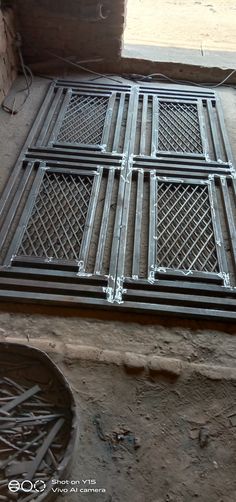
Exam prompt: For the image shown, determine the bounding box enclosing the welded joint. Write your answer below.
[100,144,106,153]
[40,162,48,171]
[76,260,85,276]
[114,277,124,303]
[220,175,226,186]
[103,286,114,303]
[157,176,184,183]
[44,257,54,263]
[219,272,231,288]
[121,174,130,184]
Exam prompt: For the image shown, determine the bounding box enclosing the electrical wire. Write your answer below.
[44,50,123,84]
[1,21,33,115]
[128,70,236,88]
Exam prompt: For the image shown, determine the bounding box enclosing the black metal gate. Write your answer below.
[0,79,235,320]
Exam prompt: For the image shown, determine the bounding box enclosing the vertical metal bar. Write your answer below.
[148,171,157,280]
[48,89,72,146]
[151,96,158,156]
[215,95,235,166]
[140,94,148,155]
[197,99,209,159]
[112,93,125,153]
[123,88,138,155]
[232,177,236,203]
[127,87,139,158]
[101,92,116,150]
[94,168,115,274]
[23,82,56,148]
[206,100,224,162]
[220,177,236,274]
[0,83,55,220]
[108,172,126,297]
[78,168,103,273]
[132,170,144,278]
[108,88,137,291]
[3,164,47,266]
[0,162,34,248]
[208,177,229,284]
[114,88,139,299]
[36,87,63,147]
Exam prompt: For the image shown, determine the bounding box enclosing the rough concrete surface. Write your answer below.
[0,75,236,501]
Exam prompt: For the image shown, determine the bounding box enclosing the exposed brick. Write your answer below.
[0,7,18,104]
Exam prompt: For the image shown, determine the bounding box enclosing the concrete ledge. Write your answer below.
[4,336,236,381]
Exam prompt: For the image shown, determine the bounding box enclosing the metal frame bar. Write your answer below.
[112,93,125,153]
[101,92,116,150]
[0,79,235,320]
[78,168,102,273]
[48,88,72,146]
[94,168,115,274]
[156,98,205,157]
[3,163,47,266]
[132,170,144,278]
[148,171,157,280]
[208,177,229,285]
[220,176,236,275]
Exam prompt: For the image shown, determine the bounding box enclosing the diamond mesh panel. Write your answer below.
[57,94,108,145]
[158,102,203,153]
[17,172,93,260]
[156,183,218,272]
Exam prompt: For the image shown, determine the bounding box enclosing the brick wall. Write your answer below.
[16,0,127,69]
[0,7,18,104]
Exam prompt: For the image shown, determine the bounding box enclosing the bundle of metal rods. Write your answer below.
[0,375,68,501]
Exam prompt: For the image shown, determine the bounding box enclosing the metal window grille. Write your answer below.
[0,80,235,320]
[158,102,203,153]
[156,182,218,272]
[17,172,93,261]
[57,94,109,145]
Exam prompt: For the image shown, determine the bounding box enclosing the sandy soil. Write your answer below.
[53,358,236,501]
[124,0,236,52]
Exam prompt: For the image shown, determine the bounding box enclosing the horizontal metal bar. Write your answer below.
[12,256,83,270]
[55,80,131,92]
[124,277,229,294]
[120,299,236,320]
[133,155,230,167]
[124,288,236,308]
[155,269,223,284]
[25,152,123,165]
[0,266,108,284]
[0,289,234,321]
[0,277,106,297]
[139,86,215,97]
[44,167,97,176]
[0,289,112,309]
[53,142,102,150]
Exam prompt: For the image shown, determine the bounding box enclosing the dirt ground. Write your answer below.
[124,0,236,51]
[0,76,236,501]
[123,0,236,68]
